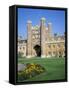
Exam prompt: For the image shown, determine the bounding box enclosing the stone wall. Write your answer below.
[18,18,65,58]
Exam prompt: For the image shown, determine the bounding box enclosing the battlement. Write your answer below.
[18,17,65,58]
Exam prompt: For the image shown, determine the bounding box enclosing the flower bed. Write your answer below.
[18,63,46,81]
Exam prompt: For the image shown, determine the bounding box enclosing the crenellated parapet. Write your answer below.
[18,17,65,58]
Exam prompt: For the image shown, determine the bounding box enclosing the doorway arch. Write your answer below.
[34,45,41,57]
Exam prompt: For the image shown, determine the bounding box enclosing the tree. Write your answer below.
[54,33,57,37]
[18,52,23,58]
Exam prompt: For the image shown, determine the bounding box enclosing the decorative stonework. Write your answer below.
[18,18,65,58]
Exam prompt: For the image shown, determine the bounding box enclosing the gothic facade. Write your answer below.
[18,17,65,58]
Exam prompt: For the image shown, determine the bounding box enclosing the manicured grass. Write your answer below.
[18,57,65,82]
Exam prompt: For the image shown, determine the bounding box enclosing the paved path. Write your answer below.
[18,64,26,71]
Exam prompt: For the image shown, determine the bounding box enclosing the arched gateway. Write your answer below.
[27,17,47,58]
[18,17,65,58]
[34,45,41,57]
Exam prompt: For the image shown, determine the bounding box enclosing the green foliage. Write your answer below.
[18,57,65,82]
[18,63,46,81]
[18,52,23,58]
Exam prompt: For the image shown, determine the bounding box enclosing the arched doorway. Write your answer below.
[34,45,41,57]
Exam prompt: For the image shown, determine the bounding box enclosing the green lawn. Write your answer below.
[18,57,65,82]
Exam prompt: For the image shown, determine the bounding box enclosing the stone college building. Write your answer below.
[18,17,65,58]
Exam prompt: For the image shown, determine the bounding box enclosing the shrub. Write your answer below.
[18,63,46,81]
